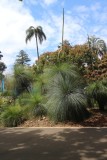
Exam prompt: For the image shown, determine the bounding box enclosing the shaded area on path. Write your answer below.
[0,128,107,160]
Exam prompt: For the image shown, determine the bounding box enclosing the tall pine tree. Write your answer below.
[15,50,31,66]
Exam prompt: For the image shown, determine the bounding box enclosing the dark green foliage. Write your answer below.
[0,52,6,74]
[0,97,8,115]
[0,51,3,60]
[0,106,25,127]
[86,79,107,110]
[18,83,47,118]
[33,105,47,118]
[0,90,12,96]
[14,65,34,95]
[15,50,31,66]
[0,62,6,73]
[43,63,80,83]
[45,63,89,122]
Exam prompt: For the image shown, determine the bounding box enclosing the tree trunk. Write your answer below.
[62,8,64,53]
[35,34,39,60]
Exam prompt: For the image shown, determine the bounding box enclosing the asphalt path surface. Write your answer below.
[0,127,107,160]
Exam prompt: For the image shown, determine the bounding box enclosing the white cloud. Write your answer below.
[0,0,89,74]
[0,0,59,74]
[49,12,87,46]
[74,5,88,13]
[0,1,36,66]
[27,0,38,5]
[43,0,57,5]
[1,0,107,74]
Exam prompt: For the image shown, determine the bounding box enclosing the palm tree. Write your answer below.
[87,35,107,56]
[25,26,46,60]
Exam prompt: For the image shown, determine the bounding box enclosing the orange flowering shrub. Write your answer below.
[33,41,107,82]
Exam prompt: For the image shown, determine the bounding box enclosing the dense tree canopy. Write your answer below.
[15,50,31,66]
[0,62,7,73]
[0,51,3,60]
[34,36,107,83]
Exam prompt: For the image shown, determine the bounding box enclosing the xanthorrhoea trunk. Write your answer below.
[62,8,64,52]
[35,34,39,60]
[58,8,64,63]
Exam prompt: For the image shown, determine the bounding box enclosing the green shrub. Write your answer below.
[32,104,47,118]
[18,88,47,118]
[85,83,96,108]
[86,79,107,110]
[14,65,34,96]
[0,105,26,127]
[45,63,90,122]
[0,97,9,114]
[0,98,4,107]
[1,90,12,96]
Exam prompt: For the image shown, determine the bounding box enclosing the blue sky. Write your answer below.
[0,0,107,73]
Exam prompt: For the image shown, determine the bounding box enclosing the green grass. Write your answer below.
[0,105,26,127]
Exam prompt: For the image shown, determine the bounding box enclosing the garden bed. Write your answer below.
[19,109,107,127]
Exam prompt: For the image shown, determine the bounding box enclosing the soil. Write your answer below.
[19,109,107,127]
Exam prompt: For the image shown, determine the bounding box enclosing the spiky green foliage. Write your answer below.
[86,79,107,110]
[14,65,34,95]
[43,63,80,83]
[45,63,89,122]
[0,105,25,127]
[18,83,47,118]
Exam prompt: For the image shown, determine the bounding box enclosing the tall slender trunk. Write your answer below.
[35,34,39,60]
[62,8,64,52]
[58,8,64,63]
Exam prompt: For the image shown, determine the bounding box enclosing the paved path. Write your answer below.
[0,127,107,160]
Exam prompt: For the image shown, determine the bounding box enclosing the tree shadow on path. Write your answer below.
[0,127,107,160]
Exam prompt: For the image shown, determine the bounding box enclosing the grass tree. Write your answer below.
[86,79,107,111]
[44,63,90,122]
[25,26,46,60]
[14,65,34,96]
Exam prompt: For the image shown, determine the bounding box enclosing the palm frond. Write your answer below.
[25,27,35,43]
[36,28,46,44]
